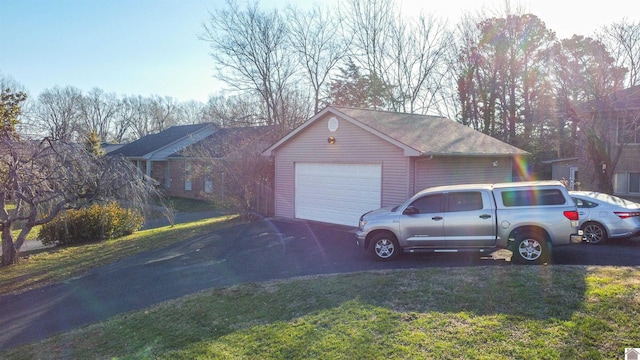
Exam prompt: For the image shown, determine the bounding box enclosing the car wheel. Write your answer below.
[512,232,550,265]
[370,233,400,261]
[582,222,607,244]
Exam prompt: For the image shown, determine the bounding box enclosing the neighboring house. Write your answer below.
[542,157,579,190]
[262,106,529,226]
[108,123,274,203]
[573,85,640,196]
[608,85,640,197]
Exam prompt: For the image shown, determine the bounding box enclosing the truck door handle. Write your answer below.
[479,214,492,219]
[432,216,443,221]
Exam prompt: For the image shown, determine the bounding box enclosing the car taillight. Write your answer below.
[614,211,640,219]
[563,210,579,221]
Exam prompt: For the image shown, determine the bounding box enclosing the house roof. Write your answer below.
[171,125,275,159]
[107,123,216,160]
[263,106,528,157]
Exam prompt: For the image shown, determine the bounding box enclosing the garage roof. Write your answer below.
[263,106,529,157]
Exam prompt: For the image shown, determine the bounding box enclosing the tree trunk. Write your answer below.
[1,230,19,266]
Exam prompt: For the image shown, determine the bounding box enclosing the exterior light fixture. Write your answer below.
[328,136,336,144]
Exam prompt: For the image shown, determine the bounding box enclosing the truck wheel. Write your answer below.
[512,232,550,265]
[370,233,400,261]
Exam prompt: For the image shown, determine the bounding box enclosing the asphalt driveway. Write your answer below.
[1,217,639,350]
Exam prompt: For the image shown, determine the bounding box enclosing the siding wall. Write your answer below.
[550,160,579,185]
[414,156,513,192]
[616,145,640,173]
[272,114,410,219]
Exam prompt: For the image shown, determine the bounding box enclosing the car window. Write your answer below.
[573,197,598,208]
[501,189,566,206]
[447,192,483,212]
[410,194,443,213]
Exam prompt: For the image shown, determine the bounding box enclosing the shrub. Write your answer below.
[39,203,144,246]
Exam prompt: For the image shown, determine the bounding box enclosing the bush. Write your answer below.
[39,203,144,246]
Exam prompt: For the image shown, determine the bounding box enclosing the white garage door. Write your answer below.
[295,163,381,226]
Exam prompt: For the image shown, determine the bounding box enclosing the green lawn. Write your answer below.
[158,196,220,213]
[1,211,639,359]
[1,265,639,359]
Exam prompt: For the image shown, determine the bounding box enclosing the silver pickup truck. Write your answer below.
[356,181,583,264]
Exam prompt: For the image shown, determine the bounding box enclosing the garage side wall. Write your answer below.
[272,115,410,220]
[415,156,513,192]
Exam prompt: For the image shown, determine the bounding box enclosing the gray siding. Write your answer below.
[551,161,578,182]
[414,156,513,192]
[272,114,410,218]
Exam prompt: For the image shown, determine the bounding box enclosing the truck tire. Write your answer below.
[512,231,550,265]
[370,232,400,261]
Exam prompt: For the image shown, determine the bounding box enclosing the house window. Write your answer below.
[631,173,640,194]
[185,162,192,191]
[204,166,213,194]
[617,117,640,144]
[615,172,640,194]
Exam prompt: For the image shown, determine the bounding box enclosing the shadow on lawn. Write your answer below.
[200,218,589,321]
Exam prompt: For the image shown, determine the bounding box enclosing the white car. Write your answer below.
[570,191,640,244]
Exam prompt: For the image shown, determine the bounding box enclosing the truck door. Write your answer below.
[399,193,446,247]
[443,191,497,247]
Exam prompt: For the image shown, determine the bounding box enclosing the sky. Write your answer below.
[1,0,637,103]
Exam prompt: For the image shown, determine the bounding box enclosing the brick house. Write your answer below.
[108,124,274,207]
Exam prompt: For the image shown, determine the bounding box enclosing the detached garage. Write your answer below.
[263,106,528,227]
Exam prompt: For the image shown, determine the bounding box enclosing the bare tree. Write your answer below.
[600,19,640,88]
[120,95,154,139]
[27,86,83,142]
[201,0,299,132]
[78,87,120,142]
[184,127,276,218]
[204,94,262,127]
[287,4,349,113]
[180,100,208,124]
[148,95,181,131]
[111,99,134,144]
[342,0,394,84]
[386,12,453,114]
